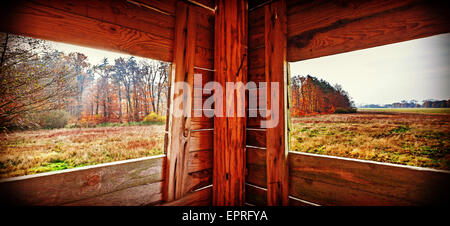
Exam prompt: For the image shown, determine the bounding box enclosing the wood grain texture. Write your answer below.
[0,0,173,62]
[245,184,267,206]
[287,0,450,62]
[248,6,265,49]
[189,130,213,152]
[213,0,247,206]
[188,150,213,173]
[289,152,450,205]
[0,155,165,206]
[165,1,197,202]
[161,186,212,206]
[246,147,267,187]
[28,0,176,39]
[186,168,213,192]
[191,116,213,130]
[245,183,317,206]
[246,129,266,147]
[64,181,163,206]
[264,0,289,206]
[137,0,178,15]
[165,2,214,203]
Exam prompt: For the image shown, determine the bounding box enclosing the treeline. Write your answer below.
[0,33,169,130]
[290,75,355,116]
[359,99,450,108]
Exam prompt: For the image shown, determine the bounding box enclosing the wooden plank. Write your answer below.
[192,1,215,70]
[165,1,197,202]
[288,195,319,206]
[245,184,267,206]
[247,115,266,129]
[191,116,213,130]
[188,0,215,12]
[161,186,212,206]
[246,129,266,147]
[186,169,213,192]
[248,6,265,49]
[246,147,266,166]
[194,47,215,70]
[287,0,450,62]
[0,155,165,206]
[64,181,163,206]
[193,93,214,109]
[0,0,173,62]
[287,0,417,38]
[245,183,318,206]
[193,70,214,89]
[190,130,213,152]
[248,47,265,69]
[264,0,289,206]
[213,0,247,206]
[249,6,265,28]
[246,147,267,187]
[248,0,273,10]
[289,152,450,205]
[248,64,266,83]
[28,0,175,39]
[196,24,215,50]
[247,86,267,110]
[137,0,177,15]
[249,25,265,49]
[188,149,213,173]
[194,5,215,30]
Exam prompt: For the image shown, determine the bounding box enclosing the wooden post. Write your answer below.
[213,0,248,206]
[264,0,289,206]
[165,1,197,202]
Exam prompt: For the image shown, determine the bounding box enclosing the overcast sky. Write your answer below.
[290,33,450,106]
[47,33,450,106]
[48,41,151,65]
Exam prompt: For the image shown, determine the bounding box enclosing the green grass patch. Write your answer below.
[390,125,411,134]
[31,160,69,173]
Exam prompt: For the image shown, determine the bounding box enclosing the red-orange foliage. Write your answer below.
[290,75,353,117]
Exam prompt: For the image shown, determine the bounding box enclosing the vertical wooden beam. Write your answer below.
[264,0,289,206]
[213,0,248,206]
[165,1,197,202]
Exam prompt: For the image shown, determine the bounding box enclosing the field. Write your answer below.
[290,111,450,170]
[358,108,450,114]
[0,125,165,178]
[2,110,449,179]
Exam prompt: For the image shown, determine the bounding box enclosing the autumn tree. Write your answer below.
[290,75,354,116]
[0,33,78,129]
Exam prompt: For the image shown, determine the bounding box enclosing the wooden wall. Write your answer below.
[0,0,177,62]
[1,0,449,206]
[246,0,290,206]
[246,151,450,205]
[246,3,268,203]
[0,155,165,206]
[245,0,450,206]
[213,0,248,206]
[164,1,214,204]
[289,152,450,205]
[286,0,450,62]
[0,0,214,206]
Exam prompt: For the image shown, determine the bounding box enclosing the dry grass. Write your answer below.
[358,108,450,114]
[0,125,165,178]
[290,112,450,170]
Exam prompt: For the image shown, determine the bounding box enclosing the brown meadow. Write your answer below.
[0,125,165,178]
[1,111,449,179]
[290,111,450,170]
